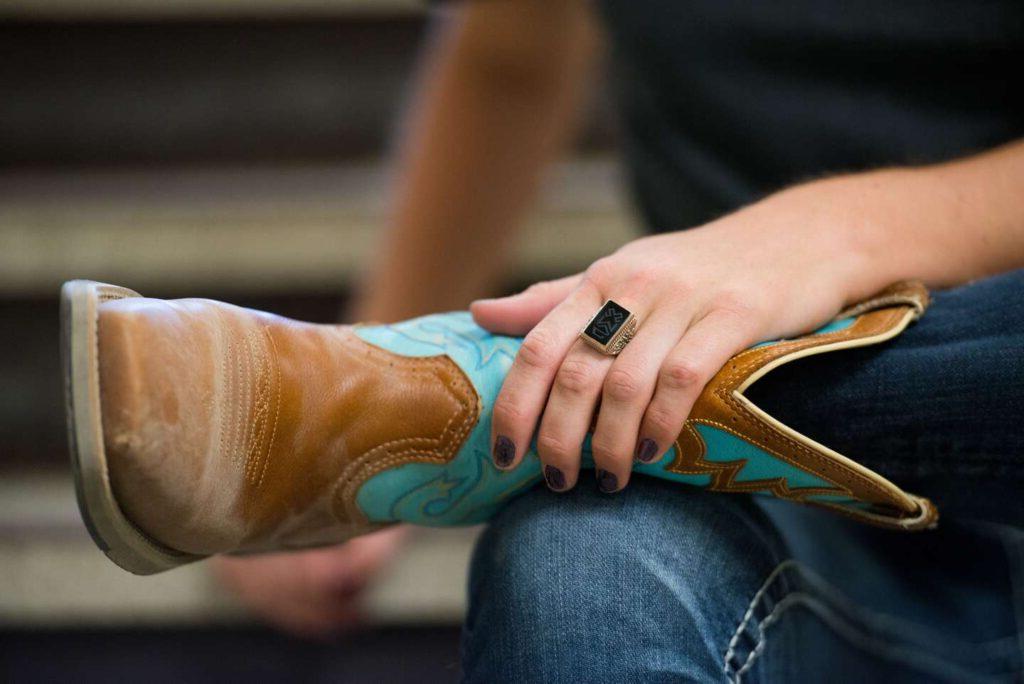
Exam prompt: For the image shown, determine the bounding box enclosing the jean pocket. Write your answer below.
[723,559,1021,684]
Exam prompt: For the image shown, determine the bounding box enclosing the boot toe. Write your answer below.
[98,298,243,555]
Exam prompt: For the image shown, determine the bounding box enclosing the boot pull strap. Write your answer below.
[675,281,938,531]
[835,280,929,320]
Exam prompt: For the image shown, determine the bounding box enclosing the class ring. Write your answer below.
[579,300,639,356]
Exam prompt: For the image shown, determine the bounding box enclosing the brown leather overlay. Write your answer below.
[672,281,938,531]
[329,334,482,527]
[218,323,282,489]
[240,324,482,545]
[100,296,483,555]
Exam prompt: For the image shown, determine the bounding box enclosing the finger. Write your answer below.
[589,309,690,491]
[490,279,602,470]
[639,307,760,457]
[536,337,615,491]
[470,273,582,336]
[537,290,659,493]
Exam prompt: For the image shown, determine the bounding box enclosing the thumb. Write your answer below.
[470,273,582,336]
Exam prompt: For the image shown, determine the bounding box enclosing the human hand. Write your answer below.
[212,525,410,638]
[471,177,892,494]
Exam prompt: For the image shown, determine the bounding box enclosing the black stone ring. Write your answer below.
[579,300,639,356]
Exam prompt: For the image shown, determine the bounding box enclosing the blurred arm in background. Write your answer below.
[354,0,600,320]
[213,0,601,637]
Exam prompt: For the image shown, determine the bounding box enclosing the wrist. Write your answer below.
[821,170,915,296]
[745,173,899,306]
[793,143,1024,292]
[779,168,951,300]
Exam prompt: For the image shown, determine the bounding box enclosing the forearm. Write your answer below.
[872,139,1024,287]
[353,1,598,322]
[778,139,1024,301]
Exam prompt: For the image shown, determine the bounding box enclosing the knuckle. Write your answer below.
[517,330,555,370]
[491,397,525,426]
[713,289,761,324]
[625,264,659,290]
[585,256,618,285]
[554,358,595,396]
[585,258,664,296]
[645,404,681,438]
[589,435,626,463]
[536,433,573,461]
[522,281,546,296]
[525,279,557,297]
[660,359,704,392]
[604,367,644,403]
[670,279,695,301]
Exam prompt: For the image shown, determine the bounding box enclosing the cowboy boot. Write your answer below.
[62,279,937,575]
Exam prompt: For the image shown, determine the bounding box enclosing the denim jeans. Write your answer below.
[461,269,1024,683]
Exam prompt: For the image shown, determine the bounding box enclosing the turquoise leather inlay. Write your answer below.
[811,316,855,336]
[355,313,540,525]
[751,316,854,348]
[695,424,832,489]
[353,312,853,527]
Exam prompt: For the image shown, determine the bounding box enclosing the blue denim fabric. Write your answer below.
[461,270,1024,683]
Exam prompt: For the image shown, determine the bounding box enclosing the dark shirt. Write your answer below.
[596,0,1024,231]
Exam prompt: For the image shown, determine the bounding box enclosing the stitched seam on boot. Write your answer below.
[715,308,903,501]
[336,373,477,523]
[330,338,480,525]
[215,321,282,492]
[256,328,281,489]
[671,310,902,503]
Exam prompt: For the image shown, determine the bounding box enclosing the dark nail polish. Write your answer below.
[635,438,659,463]
[596,469,619,493]
[493,435,515,468]
[544,465,567,491]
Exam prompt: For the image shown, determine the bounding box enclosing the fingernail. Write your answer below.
[635,438,659,463]
[596,469,619,494]
[544,465,567,491]
[493,435,515,468]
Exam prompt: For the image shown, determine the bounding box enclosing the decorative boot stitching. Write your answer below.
[722,308,917,506]
[330,333,481,526]
[669,306,916,518]
[217,318,281,491]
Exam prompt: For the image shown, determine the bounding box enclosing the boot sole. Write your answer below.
[61,280,207,575]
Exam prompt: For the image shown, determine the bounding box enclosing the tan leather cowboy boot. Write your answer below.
[62,279,937,575]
